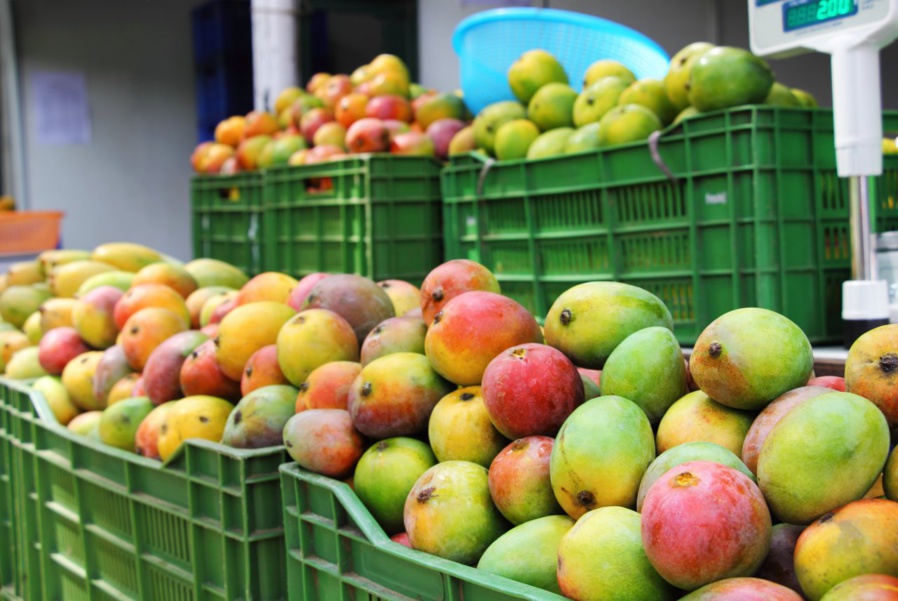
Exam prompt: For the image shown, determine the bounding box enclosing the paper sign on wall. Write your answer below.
[30,71,92,145]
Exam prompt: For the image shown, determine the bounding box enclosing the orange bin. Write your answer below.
[0,211,63,255]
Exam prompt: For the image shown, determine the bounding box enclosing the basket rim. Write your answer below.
[451,7,669,61]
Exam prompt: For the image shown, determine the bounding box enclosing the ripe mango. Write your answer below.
[32,375,81,425]
[61,351,106,411]
[220,384,297,448]
[690,308,813,411]
[39,298,78,332]
[38,249,91,277]
[184,258,249,290]
[0,284,52,328]
[76,271,135,296]
[216,302,296,381]
[758,392,889,525]
[99,396,154,452]
[5,346,49,379]
[6,260,43,286]
[544,282,672,369]
[157,395,235,462]
[49,261,117,298]
[91,242,163,273]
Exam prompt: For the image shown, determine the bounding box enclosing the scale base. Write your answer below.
[842,280,890,348]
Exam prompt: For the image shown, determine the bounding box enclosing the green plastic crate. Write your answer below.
[0,388,26,601]
[0,377,289,601]
[280,463,565,601]
[263,156,444,285]
[441,106,898,345]
[192,172,265,276]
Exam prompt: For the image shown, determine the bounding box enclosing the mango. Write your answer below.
[283,409,365,478]
[23,311,42,344]
[107,373,141,405]
[6,260,43,286]
[180,339,242,401]
[360,315,426,365]
[0,331,31,372]
[637,441,754,512]
[135,401,175,459]
[235,272,298,305]
[143,330,208,405]
[185,286,233,328]
[480,515,575,595]
[544,282,672,369]
[557,507,674,600]
[61,351,105,410]
[49,261,117,298]
[0,284,52,328]
[221,384,298,448]
[72,286,123,349]
[184,258,249,289]
[32,375,81,425]
[157,395,235,462]
[794,498,898,600]
[664,42,715,112]
[582,59,636,88]
[120,308,188,372]
[302,274,395,344]
[404,461,509,565]
[419,259,500,326]
[425,291,542,386]
[39,297,78,332]
[527,83,577,131]
[67,411,102,437]
[845,323,898,427]
[690,308,813,411]
[348,351,454,439]
[656,390,755,457]
[550,396,655,518]
[376,279,420,316]
[75,271,134,296]
[5,346,49,379]
[294,360,360,412]
[91,242,163,273]
[600,326,687,424]
[680,578,803,600]
[354,437,437,535]
[473,101,527,156]
[758,392,889,525]
[642,461,772,591]
[38,249,91,276]
[99,396,154,451]
[508,49,568,104]
[489,436,563,525]
[688,46,774,112]
[217,301,296,381]
[755,523,805,596]
[428,386,509,468]
[885,445,898,501]
[819,574,898,601]
[741,386,832,475]
[37,326,90,375]
[276,309,358,386]
[241,344,291,396]
[131,263,198,299]
[92,345,134,407]
[199,290,238,327]
[113,283,190,330]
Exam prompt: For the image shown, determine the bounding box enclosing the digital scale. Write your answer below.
[748,0,898,345]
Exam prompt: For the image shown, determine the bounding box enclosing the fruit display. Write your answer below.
[190,53,472,175]
[5,242,898,601]
[467,43,819,161]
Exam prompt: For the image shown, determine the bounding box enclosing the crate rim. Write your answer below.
[280,461,567,601]
[0,376,283,467]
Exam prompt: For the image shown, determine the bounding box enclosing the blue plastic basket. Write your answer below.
[453,8,671,114]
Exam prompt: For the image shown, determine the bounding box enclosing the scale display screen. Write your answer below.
[783,0,859,32]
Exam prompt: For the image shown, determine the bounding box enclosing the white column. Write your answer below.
[251,0,299,113]
[0,0,28,208]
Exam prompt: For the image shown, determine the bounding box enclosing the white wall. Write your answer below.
[14,0,206,261]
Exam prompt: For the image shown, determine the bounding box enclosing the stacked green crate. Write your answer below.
[191,172,265,276]
[0,377,287,601]
[441,106,898,344]
[264,155,444,285]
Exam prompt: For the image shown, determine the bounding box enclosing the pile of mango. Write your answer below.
[191,53,473,177]
[468,42,818,162]
[2,246,898,601]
